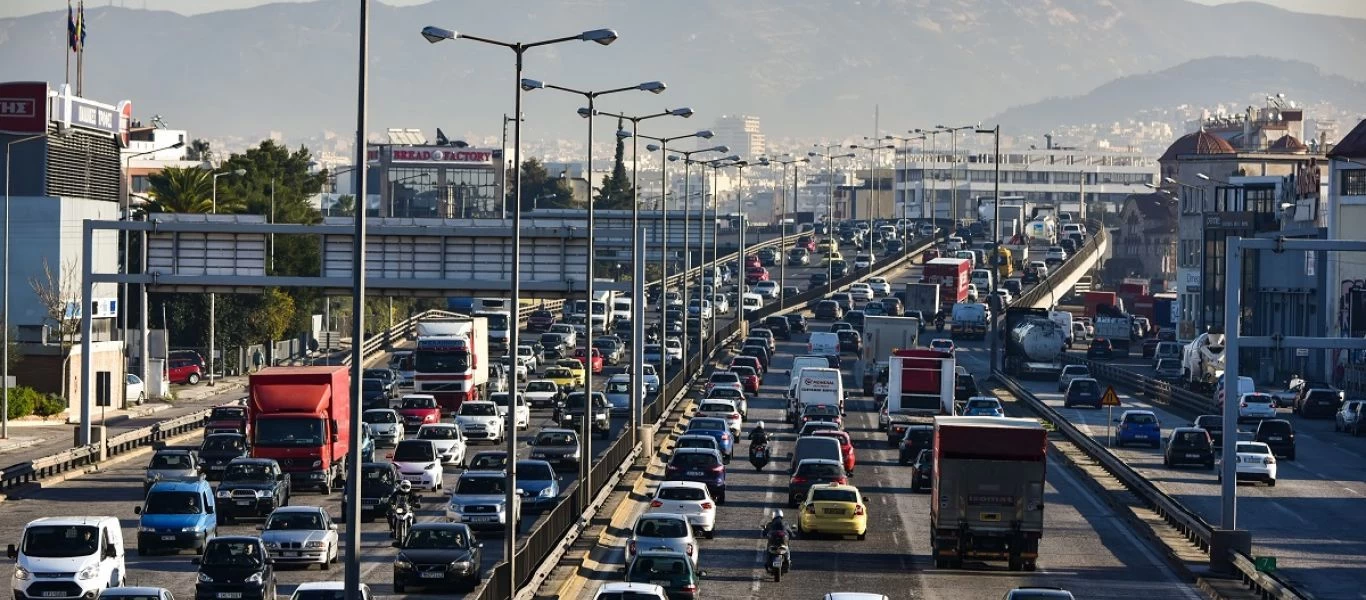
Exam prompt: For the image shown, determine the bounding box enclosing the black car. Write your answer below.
[614,319,634,343]
[556,392,611,439]
[886,239,905,254]
[361,378,390,411]
[1163,427,1214,469]
[787,458,847,507]
[363,368,399,397]
[1087,338,1114,360]
[215,458,291,523]
[740,344,771,372]
[1059,238,1077,254]
[831,293,854,312]
[762,315,792,340]
[1003,279,1023,296]
[845,310,865,333]
[880,297,904,317]
[1192,415,1224,446]
[467,450,510,471]
[757,248,779,266]
[352,461,401,522]
[392,523,483,592]
[814,300,842,320]
[954,373,979,404]
[664,448,727,503]
[910,449,933,492]
[528,428,581,470]
[1021,269,1040,285]
[810,272,830,288]
[193,536,275,600]
[1294,387,1344,419]
[896,422,934,460]
[197,433,249,480]
[1063,378,1102,408]
[837,330,862,354]
[1255,419,1296,460]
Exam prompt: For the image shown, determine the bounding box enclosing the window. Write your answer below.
[1342,169,1366,196]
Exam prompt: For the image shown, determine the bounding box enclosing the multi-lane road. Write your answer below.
[568,251,1206,599]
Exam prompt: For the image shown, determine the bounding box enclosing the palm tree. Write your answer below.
[144,167,242,214]
[330,195,356,217]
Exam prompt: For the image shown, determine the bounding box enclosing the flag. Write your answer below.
[77,1,86,50]
[67,0,76,51]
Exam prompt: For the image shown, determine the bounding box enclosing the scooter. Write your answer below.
[749,441,770,471]
[762,527,791,582]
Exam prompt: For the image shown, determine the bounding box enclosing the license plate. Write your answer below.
[282,552,297,557]
[772,556,784,568]
[209,465,226,470]
[1268,436,1282,441]
[362,499,377,506]
[1186,453,1201,458]
[41,593,64,598]
[161,535,176,541]
[217,594,242,599]
[686,471,704,477]
[468,516,497,522]
[420,572,445,579]
[823,508,844,515]
[236,500,252,506]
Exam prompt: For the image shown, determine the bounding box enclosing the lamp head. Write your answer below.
[232,169,246,177]
[669,107,694,118]
[711,145,730,153]
[646,144,661,152]
[668,155,681,162]
[616,129,632,139]
[577,107,594,118]
[694,129,714,139]
[723,154,741,161]
[420,26,456,44]
[520,78,544,92]
[580,29,619,46]
[1196,173,1211,181]
[638,81,667,94]
[807,152,819,157]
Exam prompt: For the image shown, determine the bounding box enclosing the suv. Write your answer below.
[555,392,611,439]
[762,315,792,340]
[1254,419,1296,460]
[445,470,521,530]
[1192,415,1224,446]
[1294,387,1344,419]
[1163,427,1214,469]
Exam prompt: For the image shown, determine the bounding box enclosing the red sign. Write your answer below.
[117,100,133,148]
[368,146,495,166]
[0,81,48,135]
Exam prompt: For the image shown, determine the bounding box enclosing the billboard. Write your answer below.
[0,81,49,135]
[366,145,497,166]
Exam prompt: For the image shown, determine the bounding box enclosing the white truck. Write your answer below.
[904,282,941,320]
[414,316,490,413]
[473,310,512,354]
[886,348,956,417]
[1093,314,1135,355]
[856,315,923,397]
[1181,331,1226,392]
[1024,217,1058,245]
[786,367,845,421]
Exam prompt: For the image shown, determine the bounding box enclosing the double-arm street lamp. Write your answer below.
[419,23,619,596]
[808,148,858,291]
[664,144,729,329]
[121,141,185,399]
[768,155,808,301]
[853,141,896,247]
[207,168,246,392]
[934,124,976,227]
[718,158,765,338]
[700,156,742,347]
[885,133,925,250]
[523,78,667,506]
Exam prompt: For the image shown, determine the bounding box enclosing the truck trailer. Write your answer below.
[903,283,941,320]
[923,258,972,308]
[931,416,1047,571]
[1003,307,1065,377]
[857,315,923,396]
[885,348,956,417]
[248,366,351,493]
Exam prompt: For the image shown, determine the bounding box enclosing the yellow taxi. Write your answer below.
[543,366,580,391]
[797,483,868,539]
[555,359,587,389]
[817,239,839,254]
[825,250,845,265]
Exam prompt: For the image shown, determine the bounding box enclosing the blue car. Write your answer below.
[359,424,376,463]
[1115,410,1162,448]
[516,459,560,507]
[685,417,734,461]
[664,447,728,504]
[134,479,219,554]
[963,397,1004,417]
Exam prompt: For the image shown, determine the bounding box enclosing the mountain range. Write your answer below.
[0,0,1362,146]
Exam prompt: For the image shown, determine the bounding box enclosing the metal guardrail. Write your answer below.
[1063,355,1218,415]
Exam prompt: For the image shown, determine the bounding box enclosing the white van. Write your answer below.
[970,269,994,293]
[1215,375,1256,409]
[9,516,127,599]
[788,356,833,403]
[741,293,764,315]
[612,297,632,323]
[1049,310,1075,348]
[808,332,840,357]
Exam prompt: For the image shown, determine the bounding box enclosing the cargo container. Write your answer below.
[923,258,972,307]
[886,348,955,417]
[1081,291,1120,318]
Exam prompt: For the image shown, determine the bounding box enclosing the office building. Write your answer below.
[713,115,765,161]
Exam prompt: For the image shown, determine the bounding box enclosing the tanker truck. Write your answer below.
[1181,330,1226,392]
[1003,307,1065,378]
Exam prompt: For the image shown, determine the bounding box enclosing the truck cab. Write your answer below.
[248,366,351,494]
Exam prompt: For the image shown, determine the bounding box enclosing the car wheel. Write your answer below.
[188,372,201,385]
[1268,478,1276,487]
[705,528,715,540]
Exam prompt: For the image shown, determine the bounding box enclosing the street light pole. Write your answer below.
[664,146,727,345]
[419,23,619,596]
[770,155,808,302]
[808,148,857,292]
[886,133,925,254]
[120,141,184,386]
[977,125,1002,371]
[208,168,246,388]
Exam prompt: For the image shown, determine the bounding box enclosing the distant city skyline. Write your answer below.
[3,0,1365,19]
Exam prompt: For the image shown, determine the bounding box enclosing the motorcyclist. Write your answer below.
[748,421,770,446]
[387,480,415,528]
[763,509,792,568]
[935,313,946,332]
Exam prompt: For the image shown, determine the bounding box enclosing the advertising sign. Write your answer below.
[0,81,49,135]
[367,145,497,166]
[51,84,132,141]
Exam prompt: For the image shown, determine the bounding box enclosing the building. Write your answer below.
[713,115,765,161]
[1325,119,1366,389]
[123,123,200,206]
[1111,193,1178,285]
[363,129,504,218]
[834,168,896,222]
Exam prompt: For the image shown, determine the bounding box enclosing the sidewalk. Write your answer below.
[0,375,250,467]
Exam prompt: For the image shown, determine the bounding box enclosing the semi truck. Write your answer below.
[414,316,490,413]
[1093,313,1135,354]
[247,366,351,493]
[885,348,956,417]
[1003,307,1065,377]
[856,316,923,396]
[903,282,941,320]
[1081,291,1121,318]
[1182,330,1226,392]
[923,258,972,308]
[931,416,1047,571]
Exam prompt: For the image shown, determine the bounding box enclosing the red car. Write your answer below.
[729,355,765,376]
[397,394,442,429]
[167,357,204,385]
[205,405,248,436]
[574,348,604,374]
[813,429,857,474]
[796,236,816,252]
[729,365,761,394]
[746,255,762,270]
[527,309,556,332]
[746,267,770,284]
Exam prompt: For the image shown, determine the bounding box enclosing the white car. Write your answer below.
[1058,365,1091,392]
[695,399,742,438]
[415,423,468,466]
[966,284,980,302]
[848,283,874,303]
[1218,441,1278,486]
[594,583,668,600]
[993,289,1014,305]
[292,582,372,600]
[753,281,780,299]
[866,277,891,297]
[853,253,875,269]
[712,294,731,315]
[642,364,661,394]
[1237,392,1279,422]
[126,373,146,404]
[390,439,444,491]
[647,481,717,539]
[688,299,713,319]
[665,292,684,308]
[259,506,339,568]
[1046,247,1068,262]
[522,379,562,409]
[362,408,404,447]
[455,400,505,444]
[625,513,699,567]
[664,338,684,363]
[489,392,531,429]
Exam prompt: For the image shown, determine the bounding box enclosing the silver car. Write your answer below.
[144,449,202,493]
[624,512,699,567]
[445,471,521,530]
[259,506,339,568]
[362,409,404,447]
[1057,365,1091,392]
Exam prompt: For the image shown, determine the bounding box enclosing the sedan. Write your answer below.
[516,459,561,507]
[1057,365,1091,392]
[866,277,891,297]
[928,338,956,355]
[848,283,874,303]
[1237,392,1279,422]
[391,523,482,593]
[797,483,869,539]
[962,397,1004,417]
[415,424,468,466]
[647,482,717,539]
[695,399,743,438]
[1217,441,1278,487]
[259,506,339,568]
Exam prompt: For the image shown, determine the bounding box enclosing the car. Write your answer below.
[787,457,848,507]
[528,428,582,470]
[193,537,276,600]
[953,372,980,405]
[593,337,624,366]
[786,313,809,333]
[466,450,509,472]
[397,394,442,430]
[848,283,874,302]
[143,448,202,493]
[1114,410,1161,448]
[361,408,405,448]
[663,338,685,364]
[527,308,557,331]
[796,483,869,539]
[814,300,843,320]
[739,344,772,372]
[522,379,563,409]
[844,310,866,333]
[730,366,761,394]
[853,253,875,269]
[1218,441,1278,487]
[893,418,934,462]
[965,284,980,302]
[962,396,1004,417]
[674,434,721,454]
[703,387,748,417]
[761,315,792,340]
[753,281,780,299]
[789,248,812,265]
[1335,399,1364,435]
[642,364,661,394]
[205,405,248,436]
[664,447,727,503]
[928,338,955,354]
[711,294,731,315]
[746,254,763,270]
[389,439,444,492]
[648,481,717,539]
[544,366,579,392]
[1062,377,1102,408]
[1254,418,1296,460]
[603,375,639,415]
[1163,427,1214,469]
[1192,415,1225,446]
[135,480,219,555]
[454,401,505,444]
[705,371,743,396]
[880,297,904,316]
[197,433,249,480]
[829,321,853,334]
[686,299,713,320]
[797,420,841,438]
[288,582,373,600]
[1002,279,1023,296]
[625,513,699,567]
[749,327,778,351]
[684,417,734,461]
[391,522,483,592]
[695,399,743,438]
[258,506,339,568]
[812,429,856,474]
[910,449,933,493]
[445,470,520,529]
[573,347,605,374]
[167,356,204,385]
[360,377,390,411]
[1045,246,1068,263]
[1087,338,1114,360]
[556,391,612,438]
[1002,588,1076,600]
[1294,387,1344,418]
[124,373,147,405]
[622,549,703,600]
[831,293,854,312]
[810,272,830,288]
[1057,365,1091,391]
[865,277,891,296]
[1237,392,1279,422]
[862,302,887,317]
[1154,358,1183,381]
[415,423,468,466]
[515,459,560,507]
[836,330,863,354]
[558,359,589,387]
[746,266,770,284]
[214,458,291,523]
[101,588,177,600]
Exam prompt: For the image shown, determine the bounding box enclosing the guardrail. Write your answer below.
[1013,219,1108,311]
[1063,355,1218,415]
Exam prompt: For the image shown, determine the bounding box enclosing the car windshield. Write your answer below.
[1070,380,1098,393]
[455,476,505,495]
[364,411,398,424]
[635,517,688,538]
[266,511,323,531]
[671,452,719,468]
[1174,431,1208,445]
[361,467,395,491]
[519,462,554,480]
[541,334,563,346]
[21,525,101,558]
[1125,413,1157,425]
[150,453,192,469]
[699,402,733,414]
[626,555,693,585]
[419,426,460,440]
[210,407,245,420]
[546,368,572,379]
[203,541,264,567]
[223,462,272,482]
[202,436,245,452]
[414,348,470,373]
[536,431,575,446]
[967,400,998,410]
[292,591,349,600]
[404,527,469,550]
[811,489,858,503]
[658,486,708,501]
[525,381,556,393]
[607,381,630,393]
[461,403,497,416]
[1237,443,1271,455]
[393,442,435,462]
[711,372,739,383]
[362,379,384,391]
[676,437,716,449]
[731,366,756,378]
[1245,394,1275,404]
[144,491,203,514]
[688,419,725,432]
[468,453,507,470]
[402,397,438,409]
[797,462,844,478]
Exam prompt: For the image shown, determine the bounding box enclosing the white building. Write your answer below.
[714,115,765,161]
[1326,119,1366,351]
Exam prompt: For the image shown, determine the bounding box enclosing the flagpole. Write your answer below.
[65,0,72,87]
[76,0,84,96]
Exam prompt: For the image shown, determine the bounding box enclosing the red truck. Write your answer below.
[931,416,1047,571]
[1081,291,1121,318]
[922,258,972,307]
[248,366,351,494]
[886,348,956,416]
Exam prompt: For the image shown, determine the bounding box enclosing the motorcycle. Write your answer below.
[762,527,791,582]
[388,497,416,541]
[935,317,946,333]
[749,441,770,471]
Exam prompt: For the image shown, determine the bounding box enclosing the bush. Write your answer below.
[31,393,66,418]
[4,386,40,420]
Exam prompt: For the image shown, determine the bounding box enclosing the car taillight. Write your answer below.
[710,464,724,473]
[730,413,741,420]
[836,476,848,485]
[700,502,713,510]
[791,476,807,484]
[854,504,866,516]
[1240,401,1247,408]
[1264,457,1276,465]
[682,584,698,593]
[649,500,663,508]
[686,543,695,555]
[804,504,816,514]
[667,464,680,471]
[720,433,729,441]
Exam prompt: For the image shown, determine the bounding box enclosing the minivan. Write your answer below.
[1152,342,1182,369]
[788,436,844,475]
[808,332,840,358]
[134,480,218,555]
[9,517,127,600]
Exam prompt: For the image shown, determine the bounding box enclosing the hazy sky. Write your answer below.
[3,0,1366,19]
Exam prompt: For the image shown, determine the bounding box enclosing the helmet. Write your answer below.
[772,509,784,521]
[398,480,412,493]
[756,421,765,430]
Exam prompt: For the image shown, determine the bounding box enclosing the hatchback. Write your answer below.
[1237,393,1278,422]
[1163,427,1214,469]
[648,481,717,539]
[1063,378,1102,408]
[1294,387,1344,419]
[623,550,702,600]
[963,397,1004,417]
[664,448,727,504]
[1114,410,1161,448]
[786,458,847,507]
[762,315,792,340]
[684,418,734,461]
[1087,338,1113,360]
[1254,419,1296,460]
[625,513,698,567]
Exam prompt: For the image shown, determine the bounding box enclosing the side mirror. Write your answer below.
[697,570,708,578]
[134,506,142,515]
[6,545,16,560]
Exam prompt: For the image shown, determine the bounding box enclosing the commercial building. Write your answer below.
[123,123,199,205]
[1325,119,1366,389]
[713,115,765,161]
[363,129,504,218]
[1111,193,1178,286]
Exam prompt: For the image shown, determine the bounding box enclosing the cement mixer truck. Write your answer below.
[1003,307,1066,378]
[1181,330,1226,392]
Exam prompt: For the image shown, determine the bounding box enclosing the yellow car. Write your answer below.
[544,367,579,391]
[817,240,839,254]
[825,250,845,264]
[797,483,868,539]
[556,359,587,389]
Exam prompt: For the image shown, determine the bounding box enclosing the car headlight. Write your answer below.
[78,565,99,580]
[197,572,214,583]
[145,474,158,482]
[424,463,436,471]
[246,572,263,584]
[452,560,473,571]
[394,556,412,570]
[139,526,156,533]
[539,486,555,498]
[311,460,323,468]
[306,541,326,549]
[182,527,200,533]
[259,490,275,498]
[264,541,280,549]
[216,490,231,498]
[448,504,463,513]
[14,566,31,580]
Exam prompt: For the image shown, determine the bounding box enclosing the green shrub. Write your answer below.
[4,386,39,420]
[31,394,66,418]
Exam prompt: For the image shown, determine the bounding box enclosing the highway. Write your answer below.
[568,248,1206,599]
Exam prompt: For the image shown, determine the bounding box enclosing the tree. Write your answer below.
[144,166,244,214]
[330,195,356,217]
[510,158,576,211]
[596,117,635,210]
[185,138,213,162]
[29,258,79,401]
[249,288,296,343]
